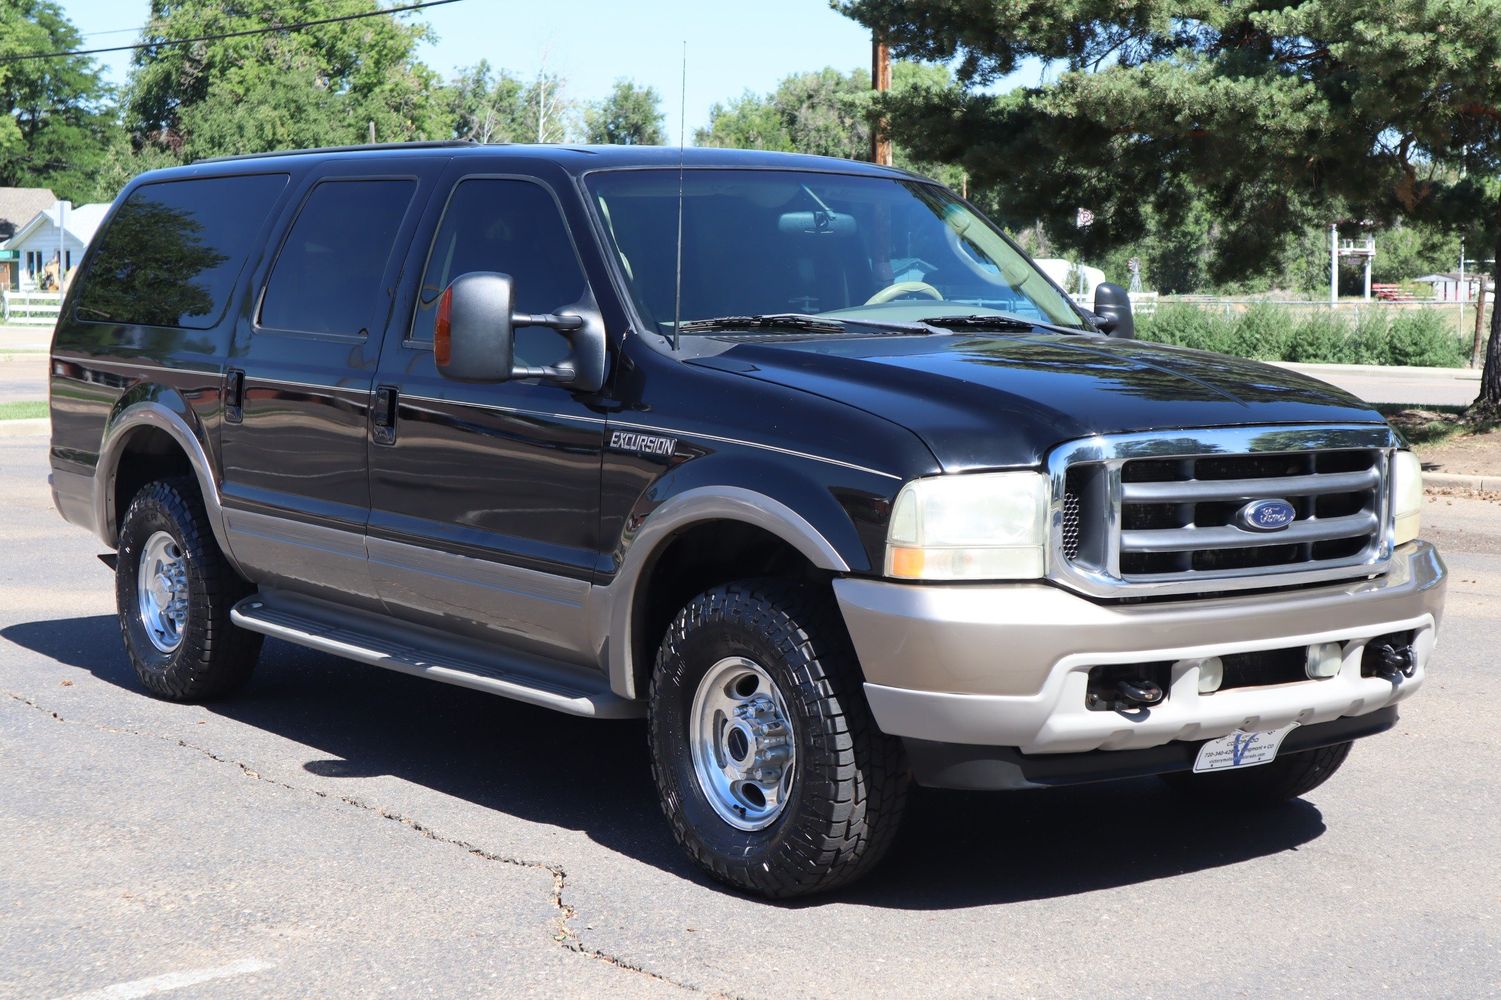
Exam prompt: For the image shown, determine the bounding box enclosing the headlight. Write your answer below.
[885,471,1048,580]
[1392,449,1422,546]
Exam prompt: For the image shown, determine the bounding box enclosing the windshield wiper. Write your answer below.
[677,313,928,336]
[918,314,1089,336]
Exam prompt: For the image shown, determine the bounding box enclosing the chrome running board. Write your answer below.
[230,593,640,719]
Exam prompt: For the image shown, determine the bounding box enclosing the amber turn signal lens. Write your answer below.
[434,287,453,367]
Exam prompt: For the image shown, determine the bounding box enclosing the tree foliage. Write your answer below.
[842,0,1501,411]
[695,62,966,186]
[0,0,119,203]
[584,80,665,145]
[126,0,446,158]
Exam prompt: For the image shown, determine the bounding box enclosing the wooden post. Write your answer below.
[871,36,892,166]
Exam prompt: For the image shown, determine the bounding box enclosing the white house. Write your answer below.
[1416,272,1495,303]
[0,201,110,289]
[1034,257,1107,301]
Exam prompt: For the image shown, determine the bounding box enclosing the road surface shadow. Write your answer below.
[4,614,1328,909]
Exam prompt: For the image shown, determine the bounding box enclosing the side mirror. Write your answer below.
[434,271,606,391]
[1092,282,1135,339]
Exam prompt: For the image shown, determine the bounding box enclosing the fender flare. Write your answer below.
[95,400,239,570]
[591,485,851,701]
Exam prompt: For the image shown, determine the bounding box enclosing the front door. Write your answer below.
[366,172,608,664]
[220,161,437,605]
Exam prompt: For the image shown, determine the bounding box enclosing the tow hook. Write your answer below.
[1367,640,1417,683]
[1086,678,1165,712]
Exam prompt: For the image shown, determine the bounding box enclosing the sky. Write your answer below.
[52,0,908,138]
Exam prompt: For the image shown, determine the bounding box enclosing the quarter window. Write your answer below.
[76,173,288,329]
[260,178,416,336]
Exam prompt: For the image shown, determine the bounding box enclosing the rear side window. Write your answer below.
[259,178,417,336]
[76,173,288,329]
[410,178,588,365]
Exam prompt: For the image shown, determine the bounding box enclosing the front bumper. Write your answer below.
[834,541,1446,756]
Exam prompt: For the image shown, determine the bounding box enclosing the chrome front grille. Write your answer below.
[1048,426,1398,598]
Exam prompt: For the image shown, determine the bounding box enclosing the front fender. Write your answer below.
[589,447,901,700]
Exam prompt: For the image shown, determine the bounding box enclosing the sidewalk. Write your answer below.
[1277,360,1480,408]
[0,324,53,352]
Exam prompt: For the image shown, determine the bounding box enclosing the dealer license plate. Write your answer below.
[1192,723,1299,774]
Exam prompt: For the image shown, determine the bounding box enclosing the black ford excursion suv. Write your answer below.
[49,143,1446,897]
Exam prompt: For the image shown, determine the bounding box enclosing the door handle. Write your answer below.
[372,385,398,445]
[224,368,245,424]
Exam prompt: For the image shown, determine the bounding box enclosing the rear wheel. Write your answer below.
[648,578,908,898]
[1161,742,1353,806]
[116,477,261,701]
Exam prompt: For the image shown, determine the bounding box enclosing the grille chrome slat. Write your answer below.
[1120,467,1379,504]
[1120,512,1378,553]
[1046,425,1399,599]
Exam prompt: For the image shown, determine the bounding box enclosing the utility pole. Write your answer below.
[870,35,892,166]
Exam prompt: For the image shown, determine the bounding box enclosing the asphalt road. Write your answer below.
[2,434,1500,999]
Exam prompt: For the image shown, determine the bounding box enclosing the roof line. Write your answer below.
[198,139,480,164]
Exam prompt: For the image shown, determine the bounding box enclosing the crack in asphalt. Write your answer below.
[5,689,722,998]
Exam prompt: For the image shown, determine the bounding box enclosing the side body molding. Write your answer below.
[589,485,852,702]
[95,401,241,572]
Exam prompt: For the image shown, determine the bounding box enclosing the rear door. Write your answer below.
[365,167,609,664]
[220,158,443,605]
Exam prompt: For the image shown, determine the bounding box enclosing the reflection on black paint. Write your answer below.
[76,173,288,331]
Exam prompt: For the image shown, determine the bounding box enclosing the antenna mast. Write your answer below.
[672,41,687,351]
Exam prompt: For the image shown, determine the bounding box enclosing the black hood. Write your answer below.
[689,332,1386,471]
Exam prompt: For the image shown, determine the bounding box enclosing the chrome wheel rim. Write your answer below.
[137,530,188,653]
[689,657,796,831]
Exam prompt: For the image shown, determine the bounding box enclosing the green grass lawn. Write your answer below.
[0,400,47,421]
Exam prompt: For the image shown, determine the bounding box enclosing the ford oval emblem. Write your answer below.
[1236,498,1296,532]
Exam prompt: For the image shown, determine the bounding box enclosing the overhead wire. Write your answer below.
[0,0,465,63]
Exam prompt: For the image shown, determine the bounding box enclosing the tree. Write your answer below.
[696,90,795,151]
[0,1,119,203]
[841,0,1501,414]
[584,80,665,145]
[695,62,965,187]
[126,0,446,159]
[446,61,529,143]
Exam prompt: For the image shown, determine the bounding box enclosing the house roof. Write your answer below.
[1416,272,1494,283]
[0,202,110,250]
[0,187,57,238]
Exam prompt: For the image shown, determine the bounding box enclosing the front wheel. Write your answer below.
[648,579,908,898]
[1161,742,1353,806]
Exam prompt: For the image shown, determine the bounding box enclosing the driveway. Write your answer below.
[1,431,1498,998]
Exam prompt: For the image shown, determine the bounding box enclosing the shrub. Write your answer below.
[1138,305,1466,367]
[1385,310,1468,367]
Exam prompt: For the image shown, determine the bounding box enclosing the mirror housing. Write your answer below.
[1092,282,1135,339]
[434,271,607,391]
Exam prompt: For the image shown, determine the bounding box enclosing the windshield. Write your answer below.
[585,168,1088,335]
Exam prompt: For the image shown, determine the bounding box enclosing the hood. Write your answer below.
[688,332,1385,471]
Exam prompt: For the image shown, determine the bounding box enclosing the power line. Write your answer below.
[0,0,465,64]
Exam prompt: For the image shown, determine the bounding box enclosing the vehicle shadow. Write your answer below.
[3,614,1328,910]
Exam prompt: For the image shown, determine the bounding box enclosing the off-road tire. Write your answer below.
[648,578,908,898]
[116,477,261,700]
[1161,741,1353,806]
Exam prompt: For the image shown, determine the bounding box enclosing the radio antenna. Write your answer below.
[672,40,686,351]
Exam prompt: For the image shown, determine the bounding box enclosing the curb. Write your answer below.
[1424,471,1501,495]
[0,418,48,437]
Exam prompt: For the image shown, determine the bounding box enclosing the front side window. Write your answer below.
[586,169,1087,335]
[412,178,588,366]
[76,173,288,329]
[260,178,416,336]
